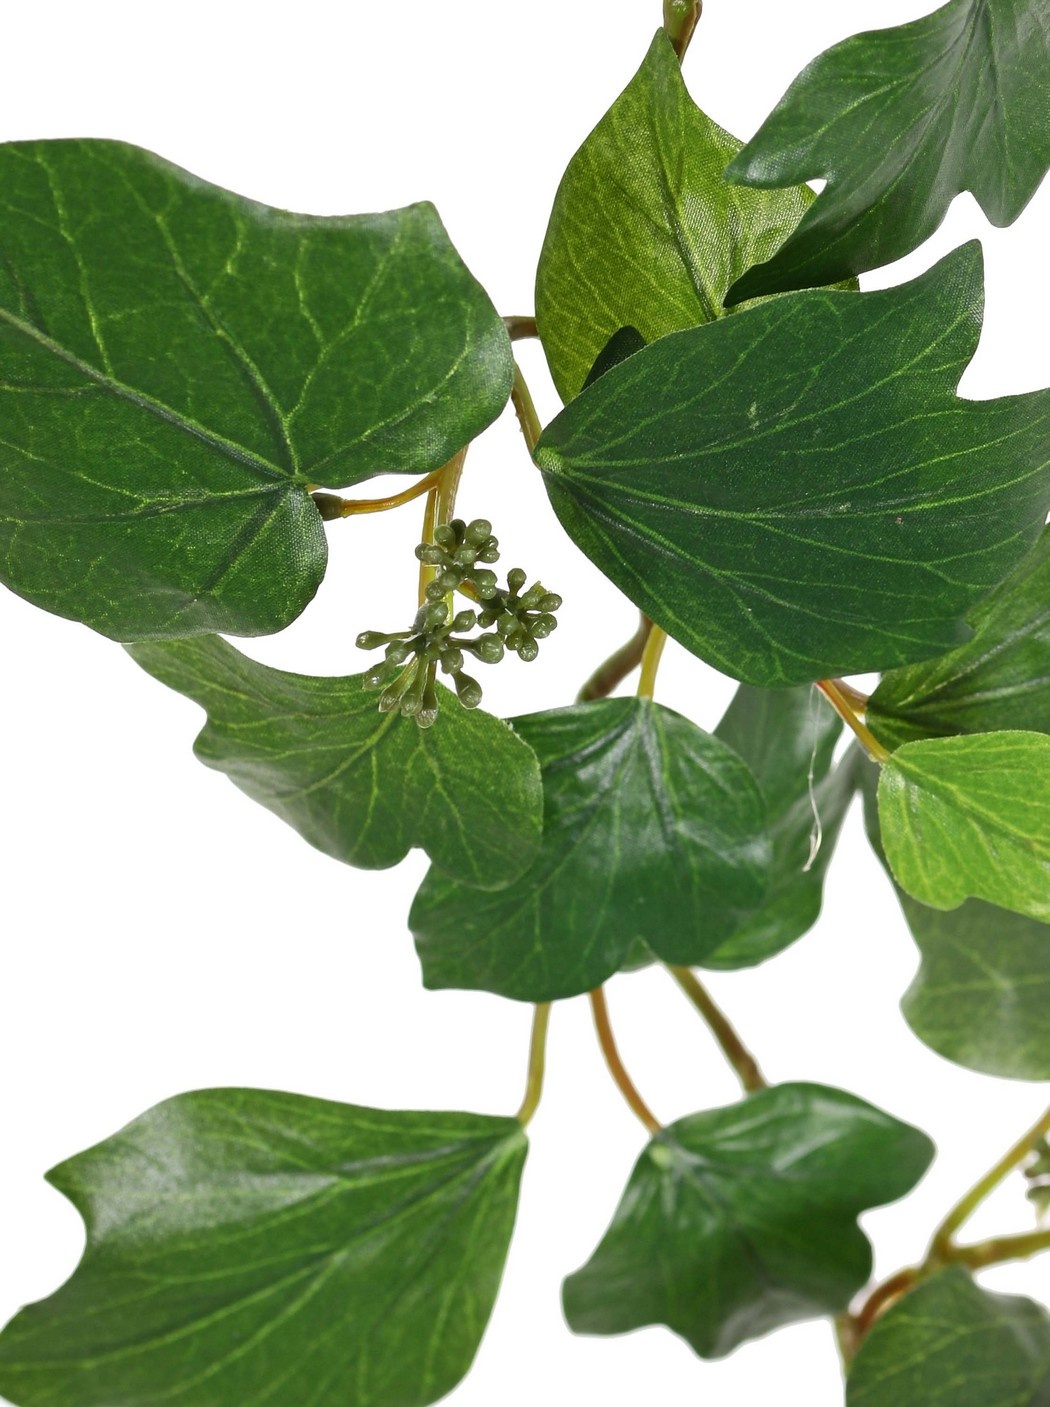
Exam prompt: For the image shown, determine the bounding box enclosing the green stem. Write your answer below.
[636,624,668,700]
[577,614,653,703]
[953,1229,1050,1271]
[512,361,543,456]
[504,315,538,342]
[663,0,702,61]
[516,1003,552,1126]
[816,679,890,763]
[311,465,445,520]
[666,966,767,1094]
[417,446,468,606]
[590,987,661,1135]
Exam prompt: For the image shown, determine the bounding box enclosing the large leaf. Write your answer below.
[0,139,512,640]
[410,697,772,1001]
[847,1268,1050,1407]
[878,731,1050,922]
[127,635,543,890]
[536,244,1050,687]
[870,527,1050,751]
[563,1082,933,1359]
[724,0,1050,299]
[535,31,825,403]
[0,1089,527,1407]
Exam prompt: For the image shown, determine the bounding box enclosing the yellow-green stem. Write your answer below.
[666,966,767,1093]
[637,625,668,700]
[516,1003,552,1126]
[589,987,661,1135]
[816,679,889,763]
[512,361,543,456]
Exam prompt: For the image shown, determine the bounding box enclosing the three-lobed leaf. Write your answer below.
[0,1089,527,1407]
[127,635,543,890]
[411,697,771,1001]
[0,139,512,640]
[536,244,1050,687]
[563,1083,933,1359]
[725,0,1050,299]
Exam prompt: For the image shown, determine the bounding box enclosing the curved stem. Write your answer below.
[816,679,889,763]
[666,966,767,1094]
[504,315,538,342]
[589,987,661,1135]
[516,1003,553,1126]
[952,1228,1050,1271]
[312,465,445,519]
[663,0,702,61]
[577,614,653,703]
[511,361,543,456]
[417,447,468,606]
[637,625,668,700]
[851,1268,920,1342]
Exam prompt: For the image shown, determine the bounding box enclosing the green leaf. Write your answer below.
[126,635,543,890]
[870,527,1050,751]
[846,1268,1050,1407]
[411,697,772,1001]
[535,31,831,402]
[563,1082,933,1359]
[0,139,512,641]
[878,731,1050,922]
[536,244,1050,687]
[0,1089,526,1407]
[725,0,1050,299]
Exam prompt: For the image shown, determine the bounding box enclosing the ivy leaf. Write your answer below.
[535,31,834,402]
[870,527,1050,751]
[563,1082,933,1359]
[0,1089,527,1407]
[126,635,543,890]
[0,139,512,641]
[846,1268,1050,1407]
[724,0,1050,299]
[536,244,1050,688]
[878,731,1050,922]
[410,697,772,1001]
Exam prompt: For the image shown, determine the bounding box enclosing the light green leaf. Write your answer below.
[0,139,512,640]
[563,1083,933,1359]
[725,0,1050,299]
[126,635,543,890]
[536,244,1050,687]
[870,527,1050,751]
[878,731,1050,922]
[847,1268,1050,1407]
[411,697,772,1001]
[0,1089,526,1407]
[535,31,829,402]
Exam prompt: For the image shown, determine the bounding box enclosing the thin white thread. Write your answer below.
[802,685,824,873]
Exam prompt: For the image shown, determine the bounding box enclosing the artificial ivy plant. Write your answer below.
[1,0,1049,1403]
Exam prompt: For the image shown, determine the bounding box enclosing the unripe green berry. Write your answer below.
[440,647,464,674]
[507,567,527,593]
[451,609,477,632]
[466,518,493,546]
[473,569,499,598]
[539,593,562,612]
[518,638,540,663]
[454,673,483,708]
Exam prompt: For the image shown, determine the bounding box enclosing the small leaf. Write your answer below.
[535,30,832,402]
[126,635,543,890]
[536,244,1050,687]
[878,731,1050,922]
[0,1090,527,1407]
[846,1268,1050,1407]
[870,527,1050,750]
[563,1083,933,1359]
[0,139,512,640]
[725,0,1050,299]
[411,697,771,1001]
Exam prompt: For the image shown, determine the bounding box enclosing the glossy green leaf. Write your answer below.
[0,1089,526,1407]
[878,731,1050,922]
[725,0,1050,299]
[535,31,827,402]
[563,1082,933,1359]
[0,139,512,640]
[870,527,1050,751]
[126,635,543,890]
[847,1268,1050,1407]
[411,697,772,1001]
[536,244,1050,687]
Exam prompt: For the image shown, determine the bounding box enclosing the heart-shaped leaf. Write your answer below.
[127,635,543,890]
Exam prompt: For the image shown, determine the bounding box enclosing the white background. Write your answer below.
[1,2,1049,1404]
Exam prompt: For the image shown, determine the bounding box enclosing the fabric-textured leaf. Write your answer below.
[536,244,1050,687]
[0,1089,527,1407]
[563,1083,933,1359]
[725,0,1050,299]
[127,635,543,890]
[535,30,830,402]
[847,1268,1050,1407]
[0,139,512,640]
[411,697,772,1001]
[878,731,1050,922]
[870,527,1050,751]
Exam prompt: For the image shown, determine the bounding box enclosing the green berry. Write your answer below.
[454,673,483,708]
[507,567,527,593]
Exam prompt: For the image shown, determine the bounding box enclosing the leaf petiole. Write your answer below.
[663,0,702,62]
[816,679,889,763]
[511,362,543,456]
[666,966,767,1094]
[589,987,661,1134]
[637,625,668,700]
[516,1003,553,1126]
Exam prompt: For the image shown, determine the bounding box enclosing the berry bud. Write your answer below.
[507,567,527,593]
[454,673,483,708]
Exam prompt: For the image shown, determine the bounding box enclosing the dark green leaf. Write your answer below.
[126,635,543,890]
[878,731,1050,922]
[0,1089,526,1407]
[563,1082,933,1359]
[535,31,834,402]
[725,0,1050,299]
[411,697,771,1001]
[870,527,1050,751]
[847,1268,1050,1407]
[0,139,512,640]
[581,327,647,391]
[536,244,1050,687]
